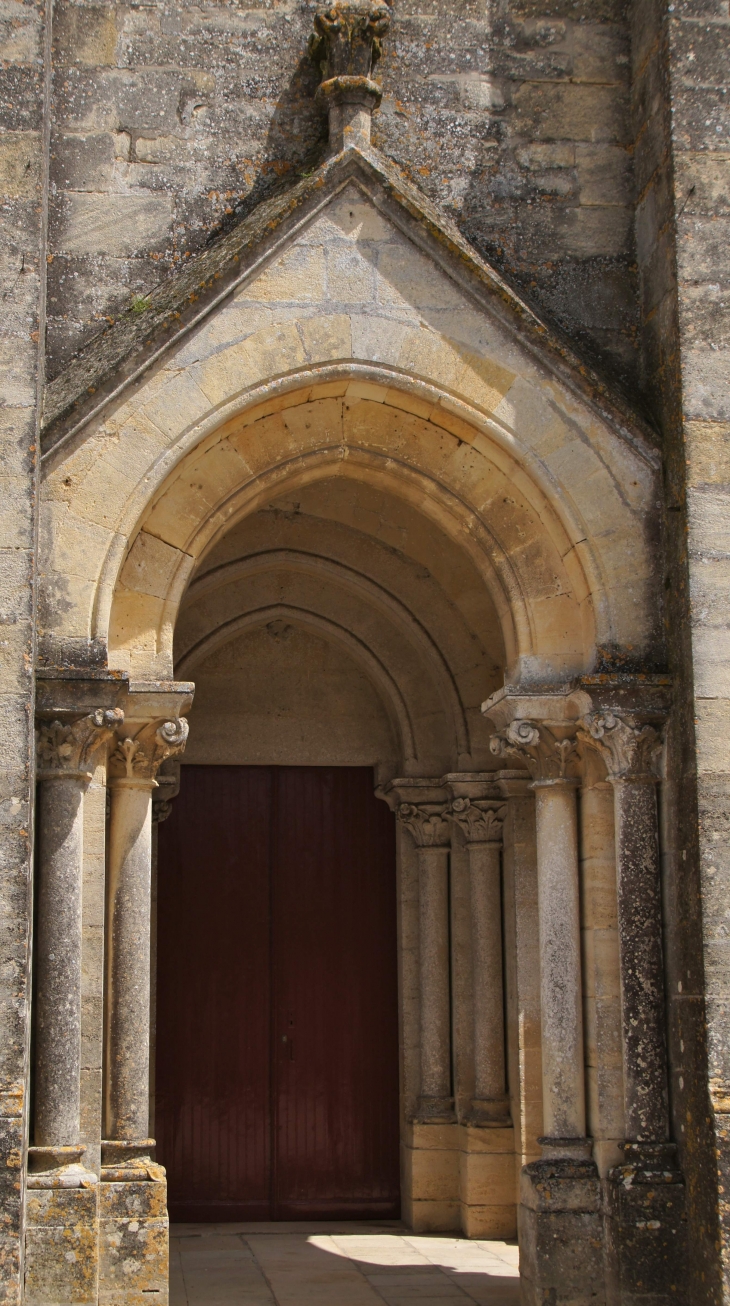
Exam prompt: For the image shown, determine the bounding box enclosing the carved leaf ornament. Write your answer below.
[397,802,451,847]
[489,718,577,781]
[36,708,124,776]
[447,796,506,844]
[110,718,189,782]
[578,711,662,780]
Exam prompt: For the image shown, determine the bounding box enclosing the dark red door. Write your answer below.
[155,766,400,1221]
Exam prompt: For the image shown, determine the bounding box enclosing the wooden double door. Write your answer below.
[155,765,400,1221]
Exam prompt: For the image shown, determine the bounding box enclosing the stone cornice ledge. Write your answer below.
[482,674,672,731]
[41,143,660,467]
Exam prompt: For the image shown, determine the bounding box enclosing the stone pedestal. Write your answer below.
[520,1156,604,1306]
[24,1183,100,1306]
[606,1143,686,1305]
[99,1144,169,1306]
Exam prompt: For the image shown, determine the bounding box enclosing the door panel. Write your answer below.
[155,765,399,1221]
[155,766,273,1221]
[273,767,400,1218]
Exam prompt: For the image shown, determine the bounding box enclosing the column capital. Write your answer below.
[36,708,124,781]
[310,1,391,105]
[397,801,450,848]
[489,719,579,783]
[447,797,506,844]
[578,711,663,781]
[109,718,189,786]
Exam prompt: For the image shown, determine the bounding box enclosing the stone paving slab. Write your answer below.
[170,1225,520,1305]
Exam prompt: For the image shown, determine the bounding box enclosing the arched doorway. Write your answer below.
[150,451,509,1223]
[34,155,664,1300]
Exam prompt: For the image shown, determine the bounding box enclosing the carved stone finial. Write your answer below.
[489,719,578,782]
[447,797,506,844]
[578,712,662,781]
[397,801,451,848]
[108,718,189,784]
[36,708,124,780]
[310,0,391,151]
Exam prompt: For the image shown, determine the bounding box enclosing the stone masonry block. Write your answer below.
[24,1186,99,1306]
[98,1180,168,1306]
[58,193,173,257]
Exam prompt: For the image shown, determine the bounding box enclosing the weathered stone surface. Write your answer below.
[98,1179,168,1306]
[24,1186,99,1306]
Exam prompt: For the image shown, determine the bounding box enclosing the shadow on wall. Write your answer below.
[209,52,329,244]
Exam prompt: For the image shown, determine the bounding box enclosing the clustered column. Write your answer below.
[397,801,454,1122]
[104,718,189,1170]
[31,708,123,1183]
[490,720,588,1158]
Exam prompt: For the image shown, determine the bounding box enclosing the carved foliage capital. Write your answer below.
[397,801,450,848]
[36,708,124,777]
[310,0,391,83]
[447,797,506,844]
[578,712,662,780]
[109,717,189,783]
[489,718,577,781]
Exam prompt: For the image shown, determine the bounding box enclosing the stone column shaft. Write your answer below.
[418,846,452,1109]
[35,776,84,1147]
[446,787,509,1123]
[397,797,454,1121]
[580,710,670,1144]
[33,709,123,1157]
[490,718,587,1154]
[107,780,154,1141]
[612,776,668,1141]
[533,779,586,1143]
[105,717,188,1148]
[468,839,507,1111]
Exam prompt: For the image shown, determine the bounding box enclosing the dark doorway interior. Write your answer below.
[155,765,400,1221]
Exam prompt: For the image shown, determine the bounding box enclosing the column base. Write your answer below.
[607,1142,687,1305]
[459,1122,517,1239]
[468,1098,510,1127]
[25,1149,99,1306]
[414,1096,456,1123]
[99,1140,169,1305]
[519,1155,605,1306]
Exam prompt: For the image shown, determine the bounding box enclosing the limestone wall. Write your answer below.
[47,0,637,393]
[0,0,48,1298]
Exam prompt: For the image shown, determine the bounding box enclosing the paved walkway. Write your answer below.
[170,1223,521,1305]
